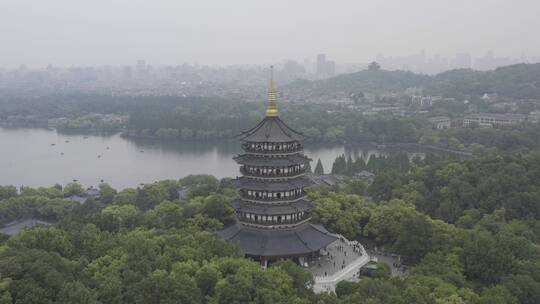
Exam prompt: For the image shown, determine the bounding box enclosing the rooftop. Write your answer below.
[428,116,450,122]
[307,173,346,187]
[239,117,306,143]
[464,113,526,120]
[218,222,337,257]
[355,170,375,178]
[69,195,88,204]
[1,218,51,236]
[85,187,101,197]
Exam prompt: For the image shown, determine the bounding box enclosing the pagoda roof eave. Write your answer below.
[238,116,307,143]
[217,222,338,258]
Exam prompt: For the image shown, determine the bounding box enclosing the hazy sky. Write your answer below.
[1,0,539,68]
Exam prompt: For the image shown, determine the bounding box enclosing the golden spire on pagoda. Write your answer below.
[266,65,279,117]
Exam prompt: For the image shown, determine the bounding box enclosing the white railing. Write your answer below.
[312,234,372,292]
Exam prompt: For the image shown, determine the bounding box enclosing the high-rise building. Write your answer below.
[452,53,472,69]
[219,67,337,267]
[316,54,327,77]
[316,54,335,79]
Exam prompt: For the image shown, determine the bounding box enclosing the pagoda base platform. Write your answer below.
[218,222,337,259]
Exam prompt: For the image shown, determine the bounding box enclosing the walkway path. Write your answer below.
[304,236,372,293]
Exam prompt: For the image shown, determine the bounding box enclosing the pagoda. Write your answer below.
[219,67,337,267]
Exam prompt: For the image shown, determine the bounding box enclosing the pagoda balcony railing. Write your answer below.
[241,143,303,155]
[239,191,307,202]
[240,195,308,205]
[238,216,311,228]
[240,167,306,179]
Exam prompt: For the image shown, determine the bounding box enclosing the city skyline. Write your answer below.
[4,50,539,77]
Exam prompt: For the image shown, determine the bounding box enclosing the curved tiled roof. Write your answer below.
[239,117,306,143]
[218,222,337,257]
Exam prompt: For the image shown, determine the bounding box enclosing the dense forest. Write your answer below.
[3,92,540,154]
[0,93,426,143]
[1,150,539,303]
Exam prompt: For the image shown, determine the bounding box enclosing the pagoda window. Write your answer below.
[255,215,259,222]
[277,193,281,198]
[276,169,281,174]
[277,216,282,223]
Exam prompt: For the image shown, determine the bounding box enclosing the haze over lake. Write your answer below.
[0,127,407,189]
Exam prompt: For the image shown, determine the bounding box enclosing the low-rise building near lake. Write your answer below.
[429,116,451,129]
[463,113,525,128]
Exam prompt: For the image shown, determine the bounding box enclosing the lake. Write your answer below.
[0,127,423,189]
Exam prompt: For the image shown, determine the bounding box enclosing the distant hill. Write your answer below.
[427,63,540,99]
[285,70,431,97]
[285,63,540,100]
